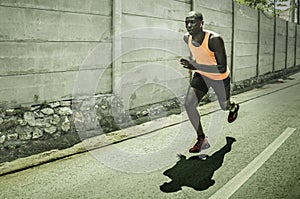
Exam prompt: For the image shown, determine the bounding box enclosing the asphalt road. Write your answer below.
[1,73,300,199]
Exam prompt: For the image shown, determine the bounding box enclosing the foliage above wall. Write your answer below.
[236,0,294,15]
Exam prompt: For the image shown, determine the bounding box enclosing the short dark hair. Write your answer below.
[187,11,203,21]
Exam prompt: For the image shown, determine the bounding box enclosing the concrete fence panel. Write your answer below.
[117,0,191,108]
[0,0,112,105]
[233,3,258,82]
[258,12,275,75]
[297,25,300,66]
[274,17,287,71]
[287,22,296,68]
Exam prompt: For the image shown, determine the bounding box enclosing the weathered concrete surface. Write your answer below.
[0,1,112,104]
[0,72,299,199]
[0,0,112,15]
[274,17,287,72]
[287,23,296,68]
[297,25,300,66]
[259,12,274,75]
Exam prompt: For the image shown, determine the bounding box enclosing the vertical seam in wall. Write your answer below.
[111,1,114,93]
[257,10,261,77]
[294,24,297,67]
[112,0,122,93]
[273,17,277,72]
[298,0,300,25]
[285,21,288,69]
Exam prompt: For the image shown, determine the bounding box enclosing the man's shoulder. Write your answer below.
[205,30,224,47]
[206,30,225,51]
[205,30,221,39]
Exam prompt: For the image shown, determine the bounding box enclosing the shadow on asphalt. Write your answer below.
[160,137,236,192]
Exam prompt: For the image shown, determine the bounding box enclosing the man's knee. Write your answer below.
[184,97,196,111]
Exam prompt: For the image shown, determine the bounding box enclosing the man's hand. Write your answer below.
[179,58,196,70]
[180,58,227,74]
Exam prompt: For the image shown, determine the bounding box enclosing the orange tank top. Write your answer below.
[188,32,230,80]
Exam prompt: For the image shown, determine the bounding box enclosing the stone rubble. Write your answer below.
[0,134,5,144]
[24,112,36,126]
[32,128,43,139]
[44,126,57,135]
[41,108,54,115]
[61,117,70,132]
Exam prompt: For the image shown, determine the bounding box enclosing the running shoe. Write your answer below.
[228,104,239,123]
[189,137,210,153]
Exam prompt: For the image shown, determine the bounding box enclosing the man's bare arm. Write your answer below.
[209,35,227,73]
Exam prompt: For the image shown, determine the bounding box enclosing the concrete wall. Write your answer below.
[0,0,112,105]
[1,0,300,107]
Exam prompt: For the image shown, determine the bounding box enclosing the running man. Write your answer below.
[180,11,239,153]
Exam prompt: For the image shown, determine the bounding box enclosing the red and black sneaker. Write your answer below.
[228,104,239,123]
[189,137,210,153]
